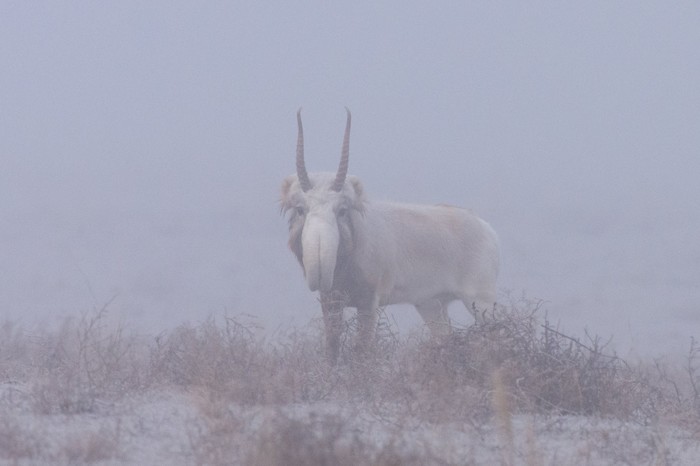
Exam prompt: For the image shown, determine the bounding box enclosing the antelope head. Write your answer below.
[280,108,365,292]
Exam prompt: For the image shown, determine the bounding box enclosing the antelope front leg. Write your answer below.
[355,305,378,356]
[320,291,345,364]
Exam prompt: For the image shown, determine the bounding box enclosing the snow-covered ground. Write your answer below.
[1,308,698,465]
[2,383,699,465]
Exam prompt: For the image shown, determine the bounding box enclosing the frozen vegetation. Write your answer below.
[1,300,699,465]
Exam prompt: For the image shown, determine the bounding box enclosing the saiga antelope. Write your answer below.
[281,109,499,362]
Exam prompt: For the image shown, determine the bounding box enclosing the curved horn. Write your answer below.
[296,108,312,192]
[332,108,351,192]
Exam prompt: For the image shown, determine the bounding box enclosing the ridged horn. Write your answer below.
[332,108,351,191]
[296,108,311,192]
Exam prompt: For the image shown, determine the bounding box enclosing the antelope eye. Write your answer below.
[295,206,306,216]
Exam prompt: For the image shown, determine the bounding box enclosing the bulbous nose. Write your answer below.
[301,214,339,293]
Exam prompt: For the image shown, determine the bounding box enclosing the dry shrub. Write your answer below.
[31,306,150,414]
[3,298,699,464]
[396,299,647,422]
[147,301,693,428]
[675,337,700,432]
[0,414,121,464]
[637,337,700,433]
[150,315,335,405]
[144,300,700,437]
[245,412,363,466]
[335,297,691,430]
[0,414,42,461]
[0,321,32,381]
[187,396,243,465]
[244,411,427,466]
[59,423,122,464]
[317,311,406,401]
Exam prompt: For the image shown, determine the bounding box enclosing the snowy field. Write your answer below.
[2,385,699,465]
[1,303,699,465]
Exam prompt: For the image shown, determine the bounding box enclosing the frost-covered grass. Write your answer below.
[1,301,699,465]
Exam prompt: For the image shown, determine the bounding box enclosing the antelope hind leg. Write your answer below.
[415,299,452,337]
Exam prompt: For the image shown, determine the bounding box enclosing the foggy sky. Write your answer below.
[2,2,699,356]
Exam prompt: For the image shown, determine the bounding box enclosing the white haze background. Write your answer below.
[1,2,699,357]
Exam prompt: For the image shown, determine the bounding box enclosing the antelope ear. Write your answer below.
[348,176,366,212]
[279,175,297,212]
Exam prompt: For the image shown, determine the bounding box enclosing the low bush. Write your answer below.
[1,299,698,464]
